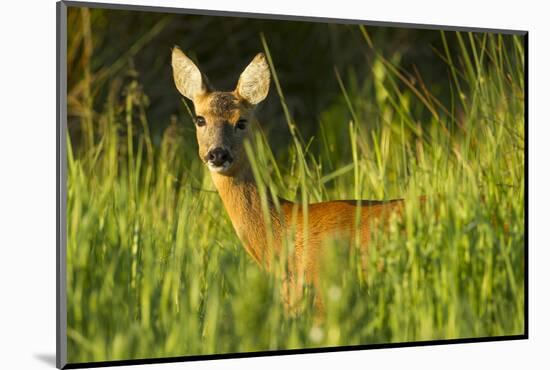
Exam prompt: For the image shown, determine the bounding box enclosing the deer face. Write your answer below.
[171,48,270,176]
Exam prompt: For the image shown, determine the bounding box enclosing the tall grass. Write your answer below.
[66,23,525,363]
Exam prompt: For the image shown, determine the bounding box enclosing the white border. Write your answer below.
[1,0,548,369]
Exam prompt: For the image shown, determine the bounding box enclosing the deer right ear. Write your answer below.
[171,47,207,101]
[236,53,270,105]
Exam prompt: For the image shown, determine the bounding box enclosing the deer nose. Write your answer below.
[206,147,232,166]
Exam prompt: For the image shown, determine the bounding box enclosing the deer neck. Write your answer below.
[210,167,282,268]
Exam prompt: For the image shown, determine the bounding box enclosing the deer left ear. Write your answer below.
[236,53,270,105]
[171,47,208,101]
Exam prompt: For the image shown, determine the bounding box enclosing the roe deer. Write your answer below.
[171,47,405,316]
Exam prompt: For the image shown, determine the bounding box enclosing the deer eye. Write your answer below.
[195,116,206,127]
[236,118,247,130]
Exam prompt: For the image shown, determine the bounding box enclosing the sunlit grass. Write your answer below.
[66,25,525,363]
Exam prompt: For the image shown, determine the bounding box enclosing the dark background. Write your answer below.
[67,6,478,153]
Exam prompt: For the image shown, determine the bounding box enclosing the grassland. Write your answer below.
[66,26,525,363]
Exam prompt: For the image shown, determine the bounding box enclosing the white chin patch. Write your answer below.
[207,161,231,173]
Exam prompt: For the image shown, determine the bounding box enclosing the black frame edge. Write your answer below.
[62,0,527,35]
[62,335,527,369]
[57,1,529,368]
[523,32,529,339]
[57,1,68,369]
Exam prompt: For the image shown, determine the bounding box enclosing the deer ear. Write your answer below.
[236,53,270,105]
[171,47,207,101]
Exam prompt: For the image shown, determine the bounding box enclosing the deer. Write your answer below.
[171,47,405,317]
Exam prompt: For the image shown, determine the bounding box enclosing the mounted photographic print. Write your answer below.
[56,1,527,368]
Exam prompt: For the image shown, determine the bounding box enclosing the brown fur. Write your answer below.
[210,170,404,315]
[208,92,239,117]
[171,48,405,317]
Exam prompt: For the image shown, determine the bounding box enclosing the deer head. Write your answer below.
[171,47,270,176]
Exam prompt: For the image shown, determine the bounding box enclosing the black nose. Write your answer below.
[206,147,232,166]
